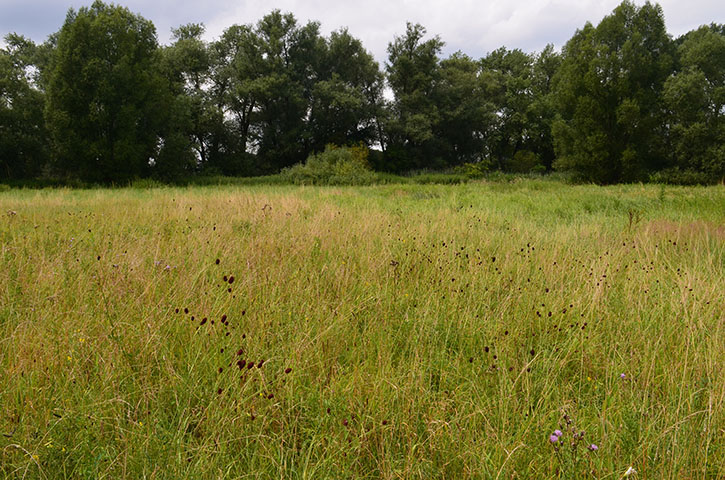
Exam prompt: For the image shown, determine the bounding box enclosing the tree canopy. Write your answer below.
[551,1,675,183]
[45,1,165,182]
[1,1,723,184]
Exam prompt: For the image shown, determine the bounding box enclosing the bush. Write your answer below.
[508,150,543,173]
[282,144,376,185]
[410,172,468,184]
[649,168,716,185]
[531,164,547,175]
[129,178,165,189]
[458,161,490,179]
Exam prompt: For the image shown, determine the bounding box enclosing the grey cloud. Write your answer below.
[1,0,722,61]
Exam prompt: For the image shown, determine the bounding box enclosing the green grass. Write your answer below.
[1,180,723,479]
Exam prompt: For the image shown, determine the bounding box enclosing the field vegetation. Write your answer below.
[2,2,724,185]
[1,180,723,478]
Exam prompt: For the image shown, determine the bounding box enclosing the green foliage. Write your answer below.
[249,12,322,171]
[281,144,376,185]
[2,2,725,186]
[663,25,725,183]
[45,1,166,183]
[384,23,444,171]
[0,34,49,180]
[129,178,165,189]
[210,12,383,174]
[507,150,542,173]
[407,172,468,184]
[527,45,562,170]
[649,168,716,185]
[434,53,495,166]
[308,29,385,153]
[552,1,675,183]
[157,23,216,176]
[479,47,535,170]
[458,162,490,179]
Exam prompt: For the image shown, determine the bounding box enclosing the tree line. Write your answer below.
[1,1,723,184]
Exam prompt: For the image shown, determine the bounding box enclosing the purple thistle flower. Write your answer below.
[588,444,598,451]
[549,434,559,443]
[620,373,627,379]
[553,429,562,437]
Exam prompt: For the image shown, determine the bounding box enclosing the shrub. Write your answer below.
[649,168,715,185]
[282,144,376,185]
[129,178,165,189]
[411,172,468,184]
[458,162,490,179]
[508,150,543,173]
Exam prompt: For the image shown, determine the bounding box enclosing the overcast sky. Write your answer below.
[1,0,722,63]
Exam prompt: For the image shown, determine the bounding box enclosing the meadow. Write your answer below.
[0,179,723,479]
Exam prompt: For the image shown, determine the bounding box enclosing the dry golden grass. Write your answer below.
[0,180,723,479]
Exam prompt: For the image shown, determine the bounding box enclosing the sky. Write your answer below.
[1,0,722,63]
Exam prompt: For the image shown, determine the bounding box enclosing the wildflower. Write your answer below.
[553,429,562,437]
[624,466,637,476]
[588,444,598,451]
[620,373,627,379]
[549,434,559,443]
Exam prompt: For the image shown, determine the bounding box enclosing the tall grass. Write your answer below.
[0,180,723,478]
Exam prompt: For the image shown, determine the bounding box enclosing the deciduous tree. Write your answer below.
[663,24,725,182]
[45,1,165,182]
[552,1,675,183]
[0,34,48,179]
